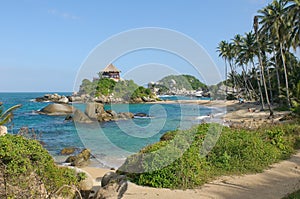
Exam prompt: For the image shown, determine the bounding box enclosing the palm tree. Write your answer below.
[0,103,22,125]
[286,0,300,49]
[217,41,229,96]
[254,16,274,116]
[258,0,291,107]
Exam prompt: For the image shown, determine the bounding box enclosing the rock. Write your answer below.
[66,148,91,167]
[85,103,105,119]
[70,167,94,198]
[93,172,128,199]
[0,125,7,136]
[134,112,149,118]
[60,147,76,155]
[65,115,73,121]
[58,96,69,104]
[65,155,77,163]
[106,110,117,118]
[38,103,73,116]
[118,112,134,120]
[73,109,93,123]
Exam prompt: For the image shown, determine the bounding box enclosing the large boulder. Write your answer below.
[38,103,73,115]
[58,96,69,104]
[93,172,128,199]
[85,103,105,119]
[60,147,77,155]
[0,126,7,136]
[73,109,93,123]
[66,148,91,167]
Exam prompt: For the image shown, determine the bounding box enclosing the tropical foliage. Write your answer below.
[118,123,300,189]
[0,134,83,198]
[217,0,300,115]
[149,74,208,95]
[79,78,155,102]
[0,102,21,125]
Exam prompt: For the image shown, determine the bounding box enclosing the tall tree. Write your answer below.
[258,0,291,107]
[217,41,229,96]
[254,16,274,116]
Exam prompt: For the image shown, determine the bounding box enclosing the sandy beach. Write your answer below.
[78,100,298,198]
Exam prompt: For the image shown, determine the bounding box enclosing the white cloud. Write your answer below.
[48,9,80,20]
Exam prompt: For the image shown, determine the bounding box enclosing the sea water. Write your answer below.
[0,93,223,168]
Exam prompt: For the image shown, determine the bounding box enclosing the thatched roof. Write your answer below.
[102,64,121,72]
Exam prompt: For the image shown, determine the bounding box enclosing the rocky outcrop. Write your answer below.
[60,147,77,155]
[85,103,105,119]
[73,109,93,123]
[35,93,70,104]
[85,102,134,122]
[93,172,128,199]
[38,103,73,116]
[0,126,7,136]
[65,148,91,167]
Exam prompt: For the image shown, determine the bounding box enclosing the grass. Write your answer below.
[118,122,300,189]
[283,189,300,199]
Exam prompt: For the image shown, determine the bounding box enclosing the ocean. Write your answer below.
[0,92,224,168]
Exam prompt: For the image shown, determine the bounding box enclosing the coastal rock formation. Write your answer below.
[93,172,128,199]
[85,102,134,122]
[73,109,93,123]
[60,147,77,155]
[65,148,91,167]
[38,103,73,115]
[0,126,7,136]
[35,93,70,104]
[85,103,105,119]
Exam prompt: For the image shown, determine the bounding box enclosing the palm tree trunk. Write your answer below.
[267,67,274,105]
[241,64,252,100]
[279,42,291,108]
[225,58,228,98]
[257,45,274,116]
[273,46,281,97]
[252,60,265,110]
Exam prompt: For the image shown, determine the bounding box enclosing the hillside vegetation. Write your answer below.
[149,74,208,95]
[79,78,155,102]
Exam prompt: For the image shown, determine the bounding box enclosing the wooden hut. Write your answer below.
[100,64,121,81]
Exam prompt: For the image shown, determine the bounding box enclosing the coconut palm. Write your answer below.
[258,0,291,107]
[254,16,274,116]
[286,0,300,49]
[217,40,230,96]
[0,103,22,125]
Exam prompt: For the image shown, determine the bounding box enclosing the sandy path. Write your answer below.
[80,100,297,198]
[123,151,300,199]
[81,151,300,199]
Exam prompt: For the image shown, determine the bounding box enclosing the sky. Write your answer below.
[0,0,274,92]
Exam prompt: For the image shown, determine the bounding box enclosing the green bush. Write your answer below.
[0,134,82,197]
[118,123,299,189]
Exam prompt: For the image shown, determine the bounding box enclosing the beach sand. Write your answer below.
[81,100,298,198]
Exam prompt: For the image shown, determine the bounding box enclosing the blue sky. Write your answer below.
[0,0,272,92]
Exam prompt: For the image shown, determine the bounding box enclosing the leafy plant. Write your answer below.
[0,134,83,198]
[118,123,299,189]
[0,103,22,125]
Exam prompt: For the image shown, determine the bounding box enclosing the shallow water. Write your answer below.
[0,93,224,168]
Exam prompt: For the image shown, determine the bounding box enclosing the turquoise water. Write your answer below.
[0,93,222,168]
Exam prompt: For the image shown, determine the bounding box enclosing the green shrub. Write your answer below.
[118,123,299,189]
[0,134,82,197]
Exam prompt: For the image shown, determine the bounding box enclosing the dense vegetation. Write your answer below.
[149,74,208,94]
[79,78,155,102]
[0,134,83,198]
[217,0,300,116]
[118,123,300,189]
